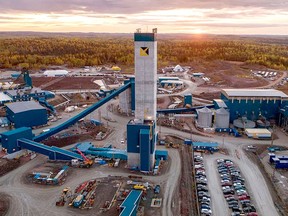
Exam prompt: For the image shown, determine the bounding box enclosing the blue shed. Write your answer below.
[6,101,47,128]
[193,142,219,152]
[120,190,142,216]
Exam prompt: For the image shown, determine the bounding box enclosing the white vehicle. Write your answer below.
[217,159,224,163]
[41,129,50,134]
[201,196,211,202]
[201,208,212,215]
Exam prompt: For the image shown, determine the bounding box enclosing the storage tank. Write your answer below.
[215,108,230,128]
[197,107,212,128]
[233,117,255,129]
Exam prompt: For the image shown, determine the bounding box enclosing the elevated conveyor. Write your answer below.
[38,98,56,114]
[18,138,83,160]
[157,104,214,114]
[34,82,131,142]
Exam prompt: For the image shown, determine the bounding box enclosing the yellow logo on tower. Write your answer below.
[140,47,149,56]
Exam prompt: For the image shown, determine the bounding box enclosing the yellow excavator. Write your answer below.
[56,187,71,206]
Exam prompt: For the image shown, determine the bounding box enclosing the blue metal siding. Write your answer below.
[12,109,47,128]
[6,108,15,125]
[155,150,168,160]
[127,124,140,153]
[1,127,33,153]
[18,138,82,160]
[150,122,156,154]
[134,33,156,41]
[140,129,150,171]
[184,94,192,106]
[130,78,135,112]
[120,190,142,216]
[221,94,282,122]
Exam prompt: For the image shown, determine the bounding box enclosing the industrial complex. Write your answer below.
[0,29,288,216]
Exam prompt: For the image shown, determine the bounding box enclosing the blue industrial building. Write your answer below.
[5,88,47,102]
[184,93,192,107]
[74,142,127,160]
[120,190,142,216]
[127,119,156,171]
[6,101,48,128]
[192,142,219,152]
[221,89,288,122]
[0,68,55,106]
[1,127,34,153]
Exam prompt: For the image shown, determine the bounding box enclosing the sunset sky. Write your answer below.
[0,0,287,34]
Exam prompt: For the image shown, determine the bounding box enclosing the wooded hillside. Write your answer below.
[0,35,287,70]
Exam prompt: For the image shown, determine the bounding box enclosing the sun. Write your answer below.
[191,28,206,34]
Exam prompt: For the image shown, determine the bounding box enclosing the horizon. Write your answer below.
[0,31,287,37]
[0,0,288,35]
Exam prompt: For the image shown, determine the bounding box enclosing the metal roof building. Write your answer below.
[120,190,142,216]
[6,101,47,128]
[221,89,288,100]
[43,70,69,77]
[0,92,12,105]
[221,89,288,122]
[245,128,271,139]
[222,89,288,98]
[160,80,184,87]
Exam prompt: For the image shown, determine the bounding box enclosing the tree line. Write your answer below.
[0,36,287,70]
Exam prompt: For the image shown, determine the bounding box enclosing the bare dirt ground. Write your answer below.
[278,84,288,95]
[0,159,20,177]
[157,97,171,109]
[0,194,9,216]
[42,122,109,148]
[179,145,197,216]
[31,77,103,90]
[189,60,269,88]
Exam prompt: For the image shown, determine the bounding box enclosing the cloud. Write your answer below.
[0,0,288,14]
[0,1,287,34]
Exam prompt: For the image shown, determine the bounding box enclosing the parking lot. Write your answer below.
[216,159,258,216]
[204,151,279,216]
[194,154,212,215]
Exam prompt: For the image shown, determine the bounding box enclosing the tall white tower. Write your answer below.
[134,29,157,121]
[126,29,158,172]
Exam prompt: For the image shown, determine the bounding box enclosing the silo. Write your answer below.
[215,108,230,128]
[197,107,212,128]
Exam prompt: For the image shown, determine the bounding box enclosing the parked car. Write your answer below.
[154,185,160,194]
[201,208,212,215]
[198,191,210,196]
[238,195,250,200]
[201,196,211,202]
[221,182,232,186]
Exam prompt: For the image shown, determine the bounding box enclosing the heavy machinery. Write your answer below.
[165,142,180,149]
[56,187,71,206]
[9,67,33,90]
[71,148,94,168]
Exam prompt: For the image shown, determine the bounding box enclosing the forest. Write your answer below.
[0,34,287,70]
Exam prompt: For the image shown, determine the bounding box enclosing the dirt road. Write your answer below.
[161,149,181,216]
